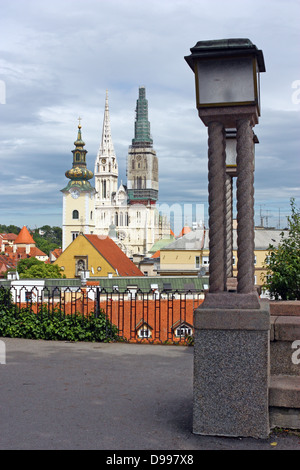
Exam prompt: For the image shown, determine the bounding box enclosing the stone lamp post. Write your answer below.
[185,39,270,438]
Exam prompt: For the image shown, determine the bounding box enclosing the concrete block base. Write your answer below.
[193,295,270,438]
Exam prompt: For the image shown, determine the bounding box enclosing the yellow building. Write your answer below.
[159,227,287,287]
[158,228,207,276]
[232,228,288,286]
[54,233,143,279]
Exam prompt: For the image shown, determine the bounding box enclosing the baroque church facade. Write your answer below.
[62,87,169,257]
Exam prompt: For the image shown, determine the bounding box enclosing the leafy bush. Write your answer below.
[263,198,300,300]
[12,257,65,279]
[0,306,119,342]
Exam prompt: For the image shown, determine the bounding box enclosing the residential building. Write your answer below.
[158,226,287,288]
[54,233,144,279]
[0,226,48,277]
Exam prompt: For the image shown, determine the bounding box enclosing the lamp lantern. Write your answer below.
[185,38,265,127]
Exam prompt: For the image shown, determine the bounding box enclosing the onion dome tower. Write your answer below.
[61,120,95,251]
[62,120,94,194]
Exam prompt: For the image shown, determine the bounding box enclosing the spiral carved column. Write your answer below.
[225,173,233,278]
[207,121,227,293]
[236,119,255,293]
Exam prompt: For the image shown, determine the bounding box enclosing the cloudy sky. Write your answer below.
[0,0,299,231]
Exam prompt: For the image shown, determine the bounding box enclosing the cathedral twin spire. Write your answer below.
[63,87,155,201]
[97,90,117,161]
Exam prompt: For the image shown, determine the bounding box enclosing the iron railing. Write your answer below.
[0,285,204,344]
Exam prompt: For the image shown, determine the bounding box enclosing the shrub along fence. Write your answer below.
[0,284,204,344]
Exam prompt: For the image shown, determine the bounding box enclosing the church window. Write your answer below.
[119,212,123,226]
[102,179,107,199]
[90,211,93,220]
[132,159,135,169]
[125,212,129,226]
[115,212,118,226]
[72,210,79,219]
[75,152,80,162]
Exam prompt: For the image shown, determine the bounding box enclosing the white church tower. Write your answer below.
[94,90,118,207]
[94,88,170,257]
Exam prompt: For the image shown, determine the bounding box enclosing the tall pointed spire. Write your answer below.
[94,91,118,204]
[97,90,116,159]
[132,86,153,147]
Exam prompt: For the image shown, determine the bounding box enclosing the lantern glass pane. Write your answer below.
[197,57,255,105]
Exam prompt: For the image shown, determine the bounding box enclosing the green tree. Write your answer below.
[0,224,21,235]
[16,257,65,279]
[263,198,300,300]
[32,226,62,255]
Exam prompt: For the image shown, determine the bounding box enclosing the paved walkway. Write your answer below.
[0,337,299,451]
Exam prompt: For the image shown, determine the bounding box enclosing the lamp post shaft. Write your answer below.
[207,121,227,293]
[236,118,255,293]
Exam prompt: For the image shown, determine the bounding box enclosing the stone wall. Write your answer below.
[269,301,300,430]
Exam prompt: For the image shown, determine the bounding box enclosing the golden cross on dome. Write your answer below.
[78,116,82,128]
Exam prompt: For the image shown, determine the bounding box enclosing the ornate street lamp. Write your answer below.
[185,38,265,300]
[186,39,270,440]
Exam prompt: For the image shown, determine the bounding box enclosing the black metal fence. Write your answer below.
[0,284,204,344]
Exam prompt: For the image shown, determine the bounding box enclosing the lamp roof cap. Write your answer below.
[185,38,265,72]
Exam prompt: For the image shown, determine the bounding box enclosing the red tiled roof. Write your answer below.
[85,235,144,277]
[14,226,35,245]
[1,245,47,261]
[0,254,16,268]
[30,247,47,257]
[151,250,160,258]
[178,226,191,238]
[0,233,18,241]
[51,248,62,259]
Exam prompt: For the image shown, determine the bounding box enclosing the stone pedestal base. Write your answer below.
[193,294,270,438]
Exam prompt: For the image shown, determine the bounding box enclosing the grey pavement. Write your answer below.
[0,337,299,451]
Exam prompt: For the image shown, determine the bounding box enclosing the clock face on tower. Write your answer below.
[70,189,80,199]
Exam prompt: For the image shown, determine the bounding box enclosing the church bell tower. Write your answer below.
[61,120,95,251]
[127,86,158,206]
